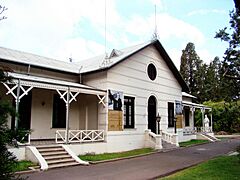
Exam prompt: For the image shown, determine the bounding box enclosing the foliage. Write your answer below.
[193,109,202,127]
[13,160,36,172]
[215,7,240,100]
[79,148,154,162]
[204,57,222,101]
[179,139,209,147]
[0,100,20,180]
[180,43,203,98]
[204,101,240,133]
[237,145,240,162]
[0,68,25,178]
[160,155,240,180]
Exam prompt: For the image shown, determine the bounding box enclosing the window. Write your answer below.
[124,96,135,128]
[147,63,157,81]
[168,102,174,127]
[185,108,190,127]
[52,94,66,128]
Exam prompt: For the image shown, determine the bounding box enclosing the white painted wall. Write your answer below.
[82,45,183,152]
[30,88,98,139]
[8,147,26,161]
[83,71,108,131]
[106,45,182,133]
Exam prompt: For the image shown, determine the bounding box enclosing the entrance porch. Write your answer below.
[1,72,107,145]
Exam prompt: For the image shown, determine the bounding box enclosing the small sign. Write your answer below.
[175,100,182,115]
[108,89,123,111]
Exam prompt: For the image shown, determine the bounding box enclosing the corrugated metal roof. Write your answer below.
[0,46,80,73]
[7,72,106,94]
[75,41,151,73]
[0,40,189,92]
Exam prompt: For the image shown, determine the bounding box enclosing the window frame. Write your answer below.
[124,96,135,129]
[147,63,157,81]
[168,102,174,128]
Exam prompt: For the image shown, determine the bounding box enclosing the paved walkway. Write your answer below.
[23,138,240,180]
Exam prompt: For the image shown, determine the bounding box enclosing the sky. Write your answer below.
[0,0,235,69]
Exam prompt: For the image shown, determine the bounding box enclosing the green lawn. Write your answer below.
[79,148,154,162]
[160,155,240,180]
[13,160,36,172]
[179,139,209,147]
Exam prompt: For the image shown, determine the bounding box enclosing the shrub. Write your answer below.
[204,101,240,133]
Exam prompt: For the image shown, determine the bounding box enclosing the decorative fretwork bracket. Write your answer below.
[97,94,106,107]
[3,82,33,101]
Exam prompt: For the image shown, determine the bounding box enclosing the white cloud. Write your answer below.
[0,0,209,68]
[0,0,120,61]
[125,13,205,46]
[187,9,226,16]
[198,49,215,64]
[150,0,165,11]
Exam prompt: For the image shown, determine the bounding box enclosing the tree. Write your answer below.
[0,5,7,21]
[204,57,222,101]
[215,3,240,100]
[180,43,199,93]
[180,42,206,102]
[0,5,24,179]
[0,70,22,179]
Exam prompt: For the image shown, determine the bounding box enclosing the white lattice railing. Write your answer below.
[162,131,179,146]
[183,127,195,135]
[194,127,212,133]
[55,130,105,144]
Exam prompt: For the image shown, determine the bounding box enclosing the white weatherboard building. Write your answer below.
[0,39,215,170]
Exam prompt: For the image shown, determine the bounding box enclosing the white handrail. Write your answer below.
[145,130,162,149]
[162,131,179,146]
[56,130,105,144]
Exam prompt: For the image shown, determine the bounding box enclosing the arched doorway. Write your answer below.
[148,95,157,133]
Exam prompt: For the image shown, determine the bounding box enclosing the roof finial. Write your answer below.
[104,0,108,59]
[69,54,73,62]
[152,4,159,41]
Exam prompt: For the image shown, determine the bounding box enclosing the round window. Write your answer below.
[147,63,157,81]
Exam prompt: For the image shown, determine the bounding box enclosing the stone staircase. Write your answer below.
[36,145,80,169]
[200,133,219,142]
[161,140,179,151]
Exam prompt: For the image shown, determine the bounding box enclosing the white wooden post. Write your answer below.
[191,107,195,131]
[56,89,80,144]
[65,87,70,144]
[85,106,88,130]
[201,107,205,132]
[210,109,213,132]
[15,79,21,129]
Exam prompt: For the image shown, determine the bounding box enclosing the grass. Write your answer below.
[13,160,36,172]
[79,148,154,162]
[179,139,209,147]
[160,155,240,180]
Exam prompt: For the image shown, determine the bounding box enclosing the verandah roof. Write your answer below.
[182,101,211,110]
[5,72,106,96]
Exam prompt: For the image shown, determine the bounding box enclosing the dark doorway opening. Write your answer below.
[19,92,32,130]
[11,92,32,130]
[148,95,157,133]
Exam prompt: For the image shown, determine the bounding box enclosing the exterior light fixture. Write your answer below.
[156,113,161,134]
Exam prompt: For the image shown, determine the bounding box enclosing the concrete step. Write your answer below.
[36,145,62,149]
[41,151,68,156]
[48,161,80,169]
[38,147,64,153]
[44,154,72,160]
[47,158,76,165]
